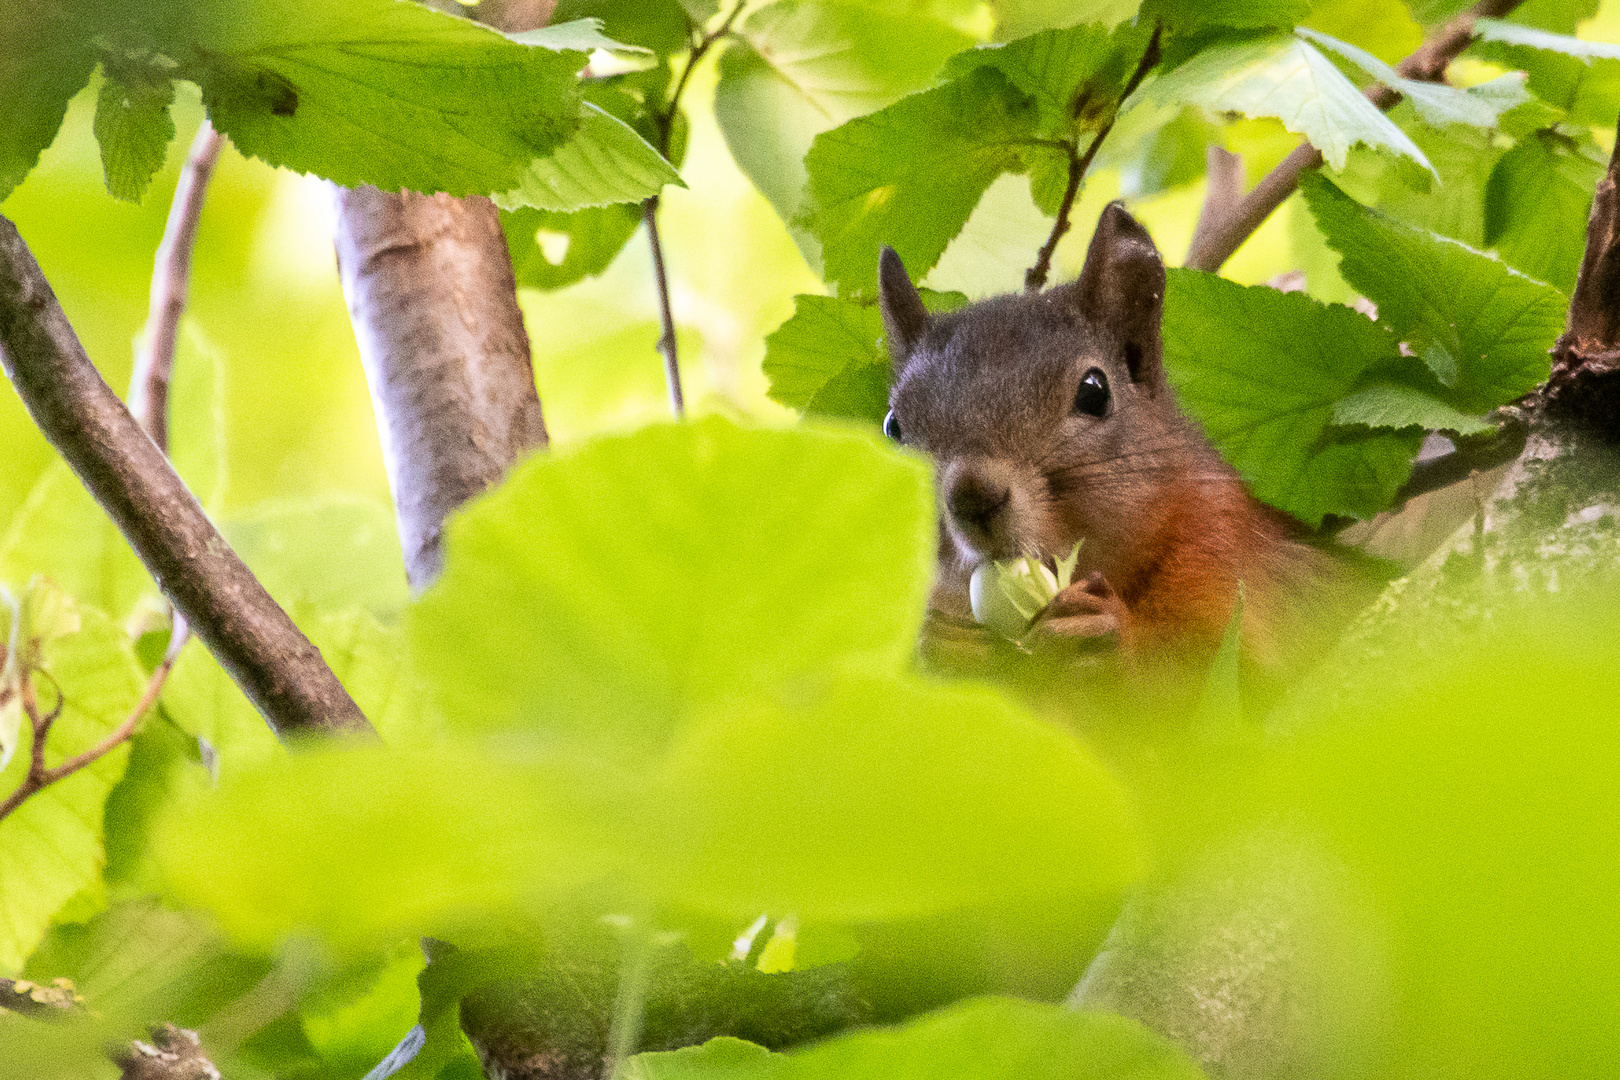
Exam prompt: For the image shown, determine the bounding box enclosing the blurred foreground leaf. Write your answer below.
[625,997,1205,1079]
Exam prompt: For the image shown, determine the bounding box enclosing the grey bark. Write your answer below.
[0,216,373,740]
[331,0,552,592]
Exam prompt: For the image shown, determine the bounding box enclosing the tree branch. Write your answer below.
[640,0,749,418]
[0,216,373,739]
[1183,0,1525,272]
[1026,24,1162,292]
[332,0,551,591]
[129,121,223,455]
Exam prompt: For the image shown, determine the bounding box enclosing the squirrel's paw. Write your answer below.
[1023,572,1127,650]
[920,608,998,672]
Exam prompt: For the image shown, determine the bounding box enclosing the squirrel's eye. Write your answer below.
[1073,367,1111,418]
[883,409,904,442]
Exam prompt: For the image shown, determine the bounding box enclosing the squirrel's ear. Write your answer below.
[879,246,929,361]
[1061,203,1167,393]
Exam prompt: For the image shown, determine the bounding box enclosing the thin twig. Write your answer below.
[642,0,748,418]
[129,121,223,455]
[1183,0,1525,272]
[1026,25,1162,292]
[0,621,184,823]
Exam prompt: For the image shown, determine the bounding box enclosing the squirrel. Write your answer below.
[877,203,1343,677]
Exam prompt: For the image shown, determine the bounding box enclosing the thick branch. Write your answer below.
[129,121,223,454]
[1183,0,1524,272]
[0,216,373,739]
[332,1,550,591]
[332,188,548,590]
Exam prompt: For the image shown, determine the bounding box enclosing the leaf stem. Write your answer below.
[643,0,749,419]
[1026,24,1162,293]
[1182,0,1524,272]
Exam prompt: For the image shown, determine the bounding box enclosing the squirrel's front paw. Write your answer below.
[1022,572,1127,650]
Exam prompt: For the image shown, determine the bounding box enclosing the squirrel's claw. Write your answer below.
[1023,572,1127,651]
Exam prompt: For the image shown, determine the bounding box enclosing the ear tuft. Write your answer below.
[1057,203,1168,393]
[879,246,929,362]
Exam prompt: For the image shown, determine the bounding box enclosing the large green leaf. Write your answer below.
[0,607,145,972]
[804,67,1039,296]
[0,3,96,202]
[409,419,935,758]
[763,290,967,421]
[1303,174,1563,414]
[143,0,587,197]
[713,1,973,267]
[626,998,1204,1080]
[1485,130,1604,296]
[1161,269,1420,525]
[1142,32,1431,172]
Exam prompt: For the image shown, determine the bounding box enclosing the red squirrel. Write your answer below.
[878,204,1340,673]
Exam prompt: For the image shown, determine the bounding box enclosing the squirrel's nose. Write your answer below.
[947,471,1011,533]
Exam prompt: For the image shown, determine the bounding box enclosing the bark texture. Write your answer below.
[0,216,373,739]
[332,187,548,590]
[332,0,551,592]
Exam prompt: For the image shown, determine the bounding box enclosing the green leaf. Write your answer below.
[763,290,967,421]
[804,66,1039,296]
[1303,174,1564,413]
[1330,101,1500,246]
[1471,19,1620,127]
[1298,28,1530,129]
[171,0,587,197]
[492,103,679,213]
[640,670,1138,921]
[940,23,1143,135]
[22,897,225,1021]
[624,1036,782,1080]
[1141,32,1432,172]
[1485,130,1604,296]
[93,68,177,203]
[1473,17,1620,60]
[0,8,96,202]
[503,202,642,291]
[1141,0,1311,28]
[1194,584,1245,727]
[506,17,653,54]
[409,419,935,757]
[0,462,156,622]
[551,0,695,54]
[0,608,145,972]
[627,998,1203,1080]
[1331,384,1495,434]
[1161,269,1421,525]
[713,1,974,269]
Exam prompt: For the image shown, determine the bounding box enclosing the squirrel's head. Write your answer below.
[880,203,1199,584]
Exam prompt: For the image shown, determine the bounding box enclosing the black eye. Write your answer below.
[883,409,903,442]
[1073,367,1110,418]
